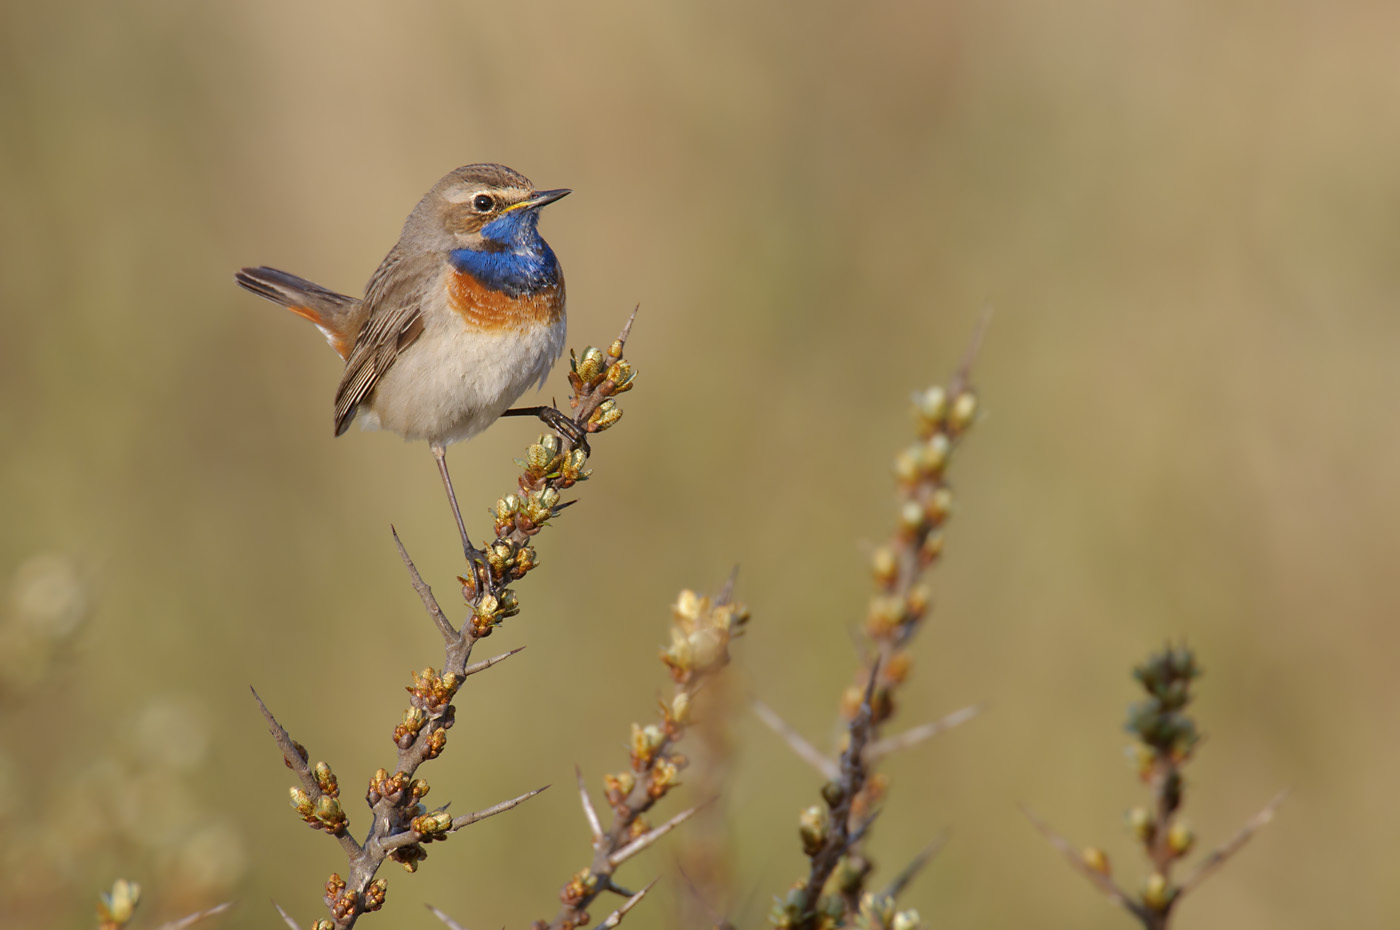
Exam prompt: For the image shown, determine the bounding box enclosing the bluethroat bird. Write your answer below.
[235,163,570,567]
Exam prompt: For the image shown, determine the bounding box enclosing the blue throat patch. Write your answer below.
[449,209,560,298]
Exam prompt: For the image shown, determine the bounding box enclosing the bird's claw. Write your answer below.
[504,404,591,455]
[462,546,497,599]
[540,406,591,455]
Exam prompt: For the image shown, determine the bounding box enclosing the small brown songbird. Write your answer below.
[236,163,570,563]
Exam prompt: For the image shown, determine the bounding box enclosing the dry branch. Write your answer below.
[253,315,639,928]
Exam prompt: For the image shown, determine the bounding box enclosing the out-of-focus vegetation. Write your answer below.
[2,2,1396,928]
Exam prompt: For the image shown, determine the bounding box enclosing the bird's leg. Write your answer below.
[501,404,590,454]
[431,443,493,595]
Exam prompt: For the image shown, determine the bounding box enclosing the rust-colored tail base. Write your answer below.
[235,266,362,360]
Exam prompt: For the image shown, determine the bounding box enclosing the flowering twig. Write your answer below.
[769,321,985,930]
[254,314,639,929]
[536,586,750,930]
[1025,645,1285,929]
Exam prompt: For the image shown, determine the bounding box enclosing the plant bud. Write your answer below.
[927,487,953,522]
[1082,847,1110,875]
[670,691,691,726]
[1127,806,1154,841]
[590,399,622,429]
[892,910,923,930]
[950,390,977,431]
[313,761,338,796]
[575,346,605,382]
[674,589,702,622]
[99,879,141,926]
[289,787,314,816]
[893,449,920,483]
[1142,872,1171,911]
[1167,821,1194,856]
[798,804,830,855]
[914,386,947,423]
[921,433,950,472]
[606,360,634,389]
[870,546,898,584]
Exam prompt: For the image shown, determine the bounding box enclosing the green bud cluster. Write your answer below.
[661,589,750,684]
[516,434,591,490]
[1126,644,1201,760]
[569,346,637,395]
[469,589,521,630]
[588,397,623,431]
[912,385,977,440]
[289,783,348,834]
[363,879,387,912]
[566,340,636,438]
[1118,646,1210,914]
[410,809,454,840]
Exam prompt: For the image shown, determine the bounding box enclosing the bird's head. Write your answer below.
[406,163,569,253]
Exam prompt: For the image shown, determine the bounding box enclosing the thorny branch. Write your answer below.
[795,666,881,919]
[597,880,658,928]
[1021,804,1148,922]
[254,313,639,929]
[154,903,236,930]
[879,833,948,902]
[1178,790,1288,896]
[1025,646,1286,930]
[535,585,750,930]
[769,319,985,930]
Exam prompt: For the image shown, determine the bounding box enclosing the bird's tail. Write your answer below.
[235,266,363,360]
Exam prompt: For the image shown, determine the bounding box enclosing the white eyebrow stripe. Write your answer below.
[444,187,529,207]
[444,188,485,204]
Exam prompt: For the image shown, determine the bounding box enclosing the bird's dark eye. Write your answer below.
[472,194,495,213]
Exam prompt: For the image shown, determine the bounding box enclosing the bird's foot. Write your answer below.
[503,404,591,455]
[461,544,498,601]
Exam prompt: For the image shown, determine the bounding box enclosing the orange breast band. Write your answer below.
[447,270,564,332]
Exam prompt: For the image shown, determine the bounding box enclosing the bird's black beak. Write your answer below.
[519,188,571,211]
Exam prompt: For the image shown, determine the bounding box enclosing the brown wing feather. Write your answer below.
[332,249,435,436]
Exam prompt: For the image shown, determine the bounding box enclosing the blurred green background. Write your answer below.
[3,1,1397,927]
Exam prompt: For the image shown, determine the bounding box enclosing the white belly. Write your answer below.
[357,310,566,445]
